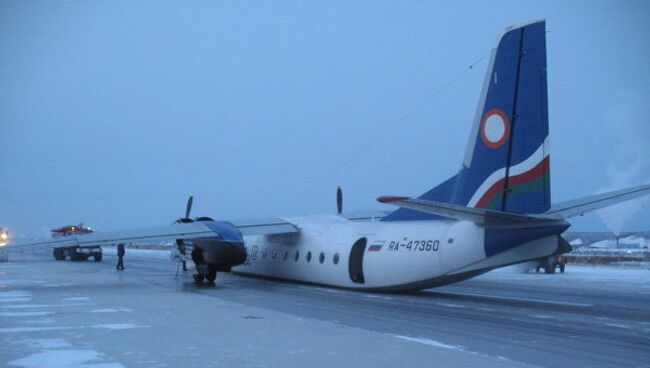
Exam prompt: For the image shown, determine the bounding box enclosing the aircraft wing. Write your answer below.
[4,218,299,250]
[546,183,650,218]
[377,196,565,228]
[229,218,300,236]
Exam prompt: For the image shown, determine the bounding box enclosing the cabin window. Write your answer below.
[319,252,325,264]
[294,251,300,261]
[306,251,312,263]
[283,251,288,261]
[263,250,267,259]
[333,253,339,265]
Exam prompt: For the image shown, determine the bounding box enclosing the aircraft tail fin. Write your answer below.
[384,20,549,221]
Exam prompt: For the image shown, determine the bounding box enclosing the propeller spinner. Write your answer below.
[175,196,214,223]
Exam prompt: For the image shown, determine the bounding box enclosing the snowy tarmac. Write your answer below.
[1,249,649,368]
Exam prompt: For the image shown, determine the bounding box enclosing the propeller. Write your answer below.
[337,186,343,214]
[185,196,193,219]
[176,196,195,224]
[174,195,194,274]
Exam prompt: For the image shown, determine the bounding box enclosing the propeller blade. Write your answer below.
[337,186,343,214]
[185,196,194,219]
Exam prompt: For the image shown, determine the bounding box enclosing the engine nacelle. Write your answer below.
[192,239,246,271]
[190,220,247,271]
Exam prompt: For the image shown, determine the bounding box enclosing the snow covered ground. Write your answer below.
[1,251,649,367]
[1,253,538,368]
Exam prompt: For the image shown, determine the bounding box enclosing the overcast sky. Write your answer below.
[1,0,649,238]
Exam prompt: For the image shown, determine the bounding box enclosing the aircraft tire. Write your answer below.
[544,264,555,274]
[193,273,205,284]
[206,266,217,283]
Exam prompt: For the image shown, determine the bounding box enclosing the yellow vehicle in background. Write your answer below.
[0,227,8,246]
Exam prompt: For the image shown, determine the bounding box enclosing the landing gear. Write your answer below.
[206,265,217,284]
[191,247,208,285]
[193,273,206,284]
[544,263,556,274]
[192,265,217,285]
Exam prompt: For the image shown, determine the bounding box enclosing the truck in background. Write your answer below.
[51,224,102,262]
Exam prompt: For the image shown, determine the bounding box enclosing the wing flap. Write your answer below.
[230,218,299,236]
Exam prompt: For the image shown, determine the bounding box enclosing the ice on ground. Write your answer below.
[17,319,57,325]
[0,326,75,334]
[8,349,125,368]
[0,290,32,298]
[0,291,32,303]
[43,284,74,288]
[605,323,632,329]
[437,302,467,309]
[0,298,31,303]
[1,324,149,334]
[62,297,90,301]
[0,305,50,309]
[25,339,72,349]
[92,323,149,330]
[528,314,556,320]
[89,308,132,313]
[393,335,465,351]
[0,311,53,317]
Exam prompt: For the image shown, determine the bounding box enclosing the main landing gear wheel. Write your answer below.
[206,265,217,284]
[544,264,556,274]
[193,273,206,284]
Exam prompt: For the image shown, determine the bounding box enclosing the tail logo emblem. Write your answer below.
[480,108,510,148]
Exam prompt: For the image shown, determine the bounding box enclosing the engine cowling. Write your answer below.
[191,220,247,271]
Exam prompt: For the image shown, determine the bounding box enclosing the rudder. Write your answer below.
[383,20,550,222]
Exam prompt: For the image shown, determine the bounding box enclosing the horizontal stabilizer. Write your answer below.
[377,196,565,228]
[546,183,650,218]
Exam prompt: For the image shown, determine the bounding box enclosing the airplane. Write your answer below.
[4,19,650,291]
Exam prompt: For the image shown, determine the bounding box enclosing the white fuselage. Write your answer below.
[233,214,559,291]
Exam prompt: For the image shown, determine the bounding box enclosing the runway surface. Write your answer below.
[2,249,649,367]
